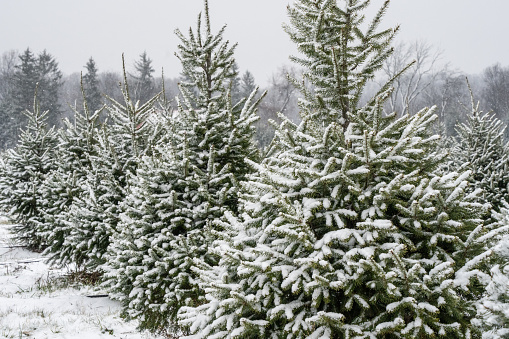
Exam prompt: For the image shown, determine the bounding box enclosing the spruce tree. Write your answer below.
[451,81,509,212]
[179,1,504,337]
[36,50,62,126]
[284,0,400,128]
[64,126,124,268]
[7,48,62,129]
[0,94,58,249]
[105,143,204,333]
[0,51,21,149]
[64,59,161,269]
[132,51,156,105]
[229,62,242,105]
[172,0,262,183]
[475,204,509,337]
[37,80,100,265]
[0,98,18,150]
[240,70,257,99]
[9,48,38,129]
[83,57,103,114]
[104,0,264,332]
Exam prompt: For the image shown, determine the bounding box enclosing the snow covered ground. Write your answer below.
[0,216,165,339]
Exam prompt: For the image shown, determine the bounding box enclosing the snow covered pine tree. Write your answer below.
[475,205,509,338]
[451,80,509,212]
[64,59,161,270]
[179,0,506,337]
[37,80,101,266]
[104,0,264,333]
[448,81,509,337]
[0,94,57,249]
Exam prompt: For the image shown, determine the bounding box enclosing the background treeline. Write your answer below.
[0,47,299,150]
[3,40,509,152]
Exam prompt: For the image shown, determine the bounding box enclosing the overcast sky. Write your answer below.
[1,1,508,85]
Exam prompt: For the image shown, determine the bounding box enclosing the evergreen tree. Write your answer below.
[37,80,101,265]
[240,70,257,99]
[0,94,57,249]
[132,51,156,105]
[0,98,18,150]
[475,204,509,337]
[36,50,63,126]
[0,150,12,213]
[284,0,402,128]
[451,81,509,212]
[0,50,20,149]
[9,48,38,130]
[7,48,62,129]
[172,0,261,186]
[63,59,161,269]
[64,126,124,268]
[83,57,103,114]
[179,1,505,337]
[230,62,242,105]
[106,143,205,333]
[104,0,264,332]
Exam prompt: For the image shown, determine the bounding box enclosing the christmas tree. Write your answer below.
[0,93,57,249]
[451,80,509,212]
[104,0,263,332]
[64,59,161,269]
[37,79,101,265]
[179,1,505,337]
[475,204,509,337]
[83,57,103,114]
[132,51,157,106]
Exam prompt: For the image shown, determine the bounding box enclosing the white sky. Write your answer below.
[0,1,508,85]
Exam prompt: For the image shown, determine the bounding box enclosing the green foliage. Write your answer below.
[64,59,162,269]
[178,1,507,338]
[451,82,509,212]
[284,0,400,127]
[38,80,101,266]
[0,49,62,149]
[0,2,506,338]
[104,0,264,333]
[9,49,63,128]
[0,96,58,249]
[36,50,63,126]
[83,57,103,114]
[474,205,509,337]
[180,91,493,338]
[132,51,157,106]
[10,49,38,122]
[106,145,211,331]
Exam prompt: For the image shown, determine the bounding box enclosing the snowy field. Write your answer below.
[0,216,165,339]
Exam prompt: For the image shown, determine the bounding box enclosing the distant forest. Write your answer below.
[1,41,509,151]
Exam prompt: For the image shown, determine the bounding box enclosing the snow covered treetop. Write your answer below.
[285,0,404,127]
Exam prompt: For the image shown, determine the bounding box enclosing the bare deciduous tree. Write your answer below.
[421,72,470,135]
[382,41,445,116]
[256,65,302,147]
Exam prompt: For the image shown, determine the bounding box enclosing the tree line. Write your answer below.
[3,42,509,153]
[0,0,509,337]
[0,47,287,150]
